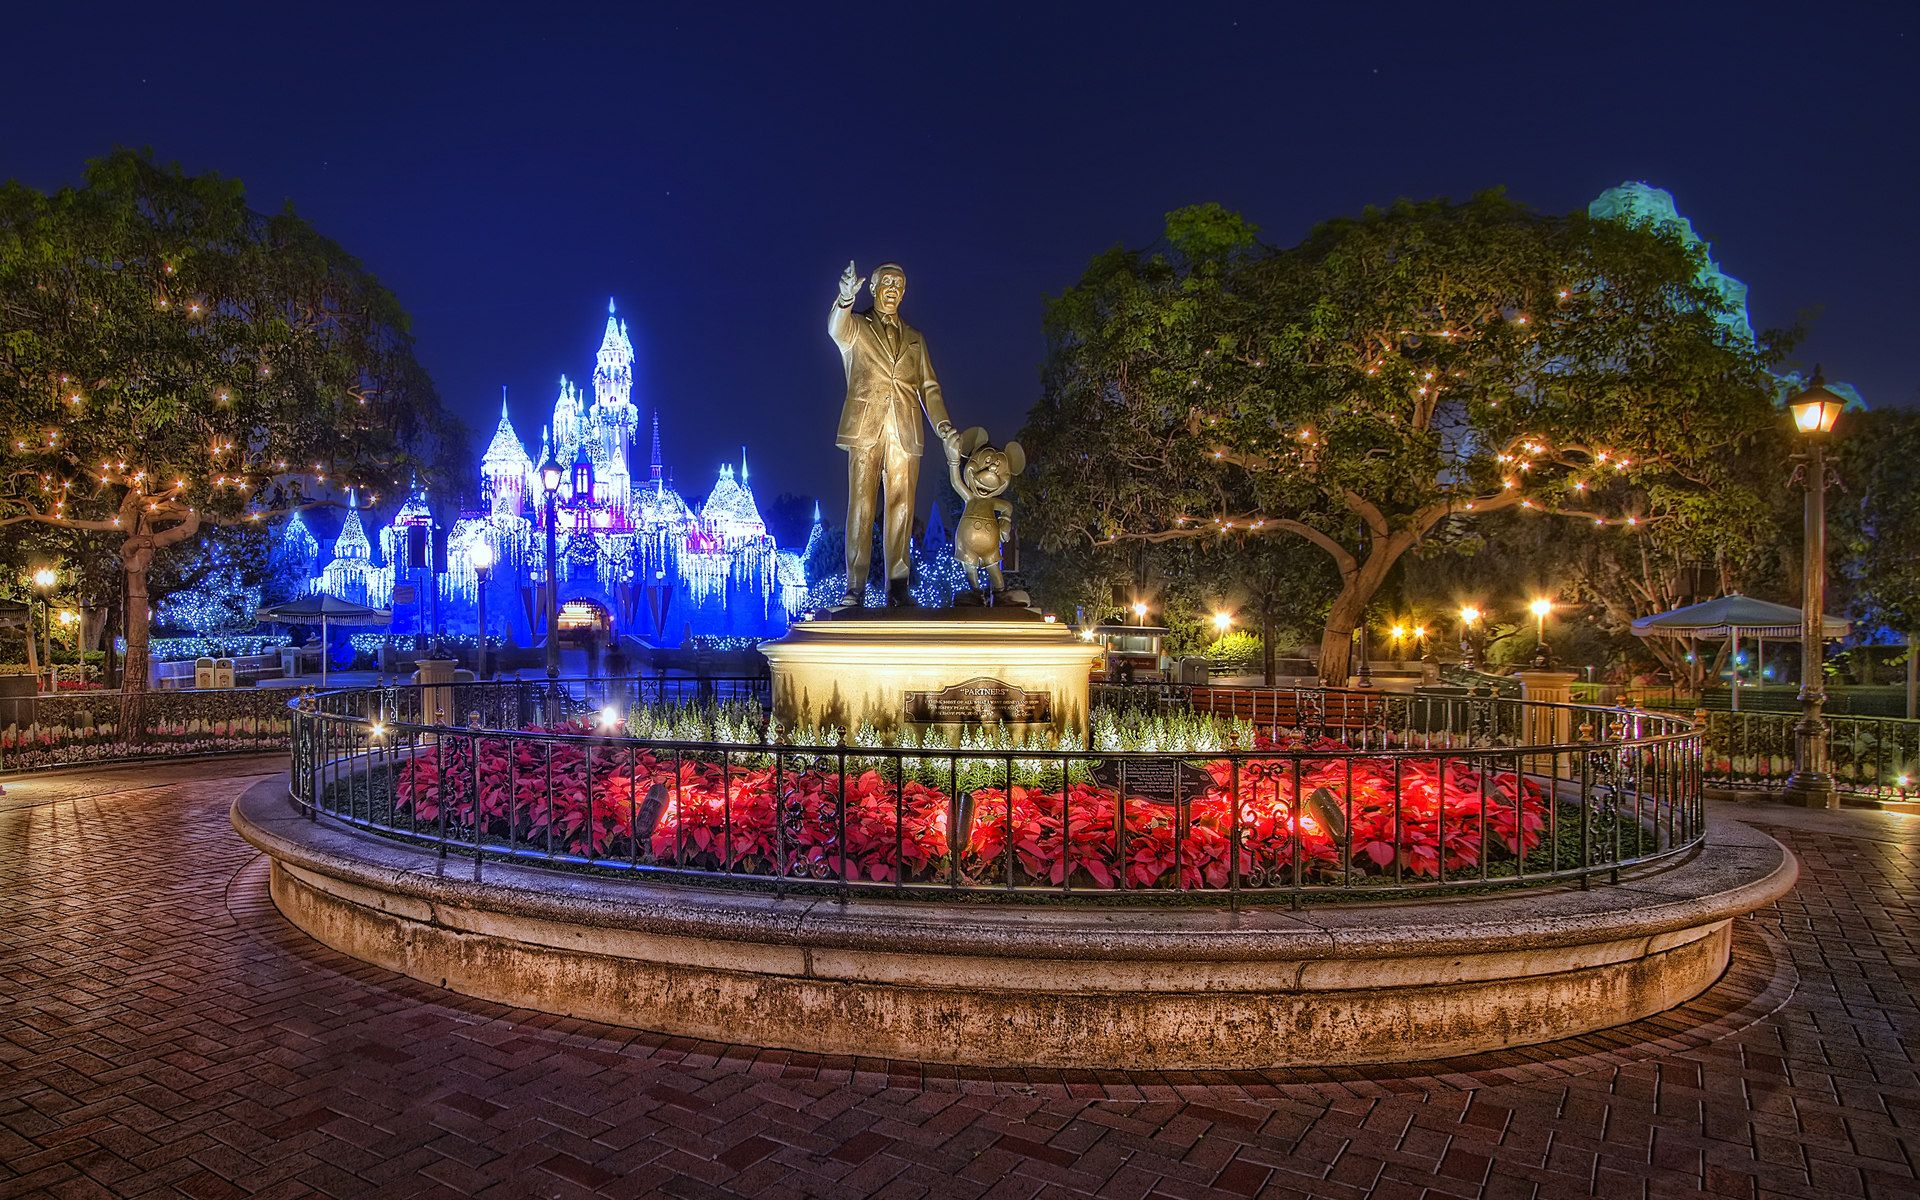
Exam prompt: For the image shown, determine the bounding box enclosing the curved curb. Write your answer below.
[234,779,1797,1068]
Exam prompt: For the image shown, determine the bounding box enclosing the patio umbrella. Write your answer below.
[1630,593,1850,710]
[255,595,392,686]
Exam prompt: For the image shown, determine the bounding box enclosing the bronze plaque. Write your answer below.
[1087,758,1218,805]
[904,677,1052,726]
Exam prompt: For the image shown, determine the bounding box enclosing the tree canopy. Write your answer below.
[1020,193,1782,682]
[1837,407,1920,637]
[0,149,463,692]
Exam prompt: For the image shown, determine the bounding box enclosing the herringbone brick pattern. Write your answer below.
[1,761,1915,1198]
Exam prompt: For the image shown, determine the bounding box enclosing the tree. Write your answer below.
[1021,195,1780,683]
[0,150,462,712]
[762,490,819,551]
[1836,408,1920,695]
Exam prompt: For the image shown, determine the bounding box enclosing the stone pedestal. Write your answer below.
[1517,669,1581,773]
[759,612,1100,741]
[412,659,458,730]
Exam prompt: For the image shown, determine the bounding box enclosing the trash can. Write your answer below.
[280,647,301,678]
[214,658,235,688]
[194,657,216,689]
[1178,656,1211,685]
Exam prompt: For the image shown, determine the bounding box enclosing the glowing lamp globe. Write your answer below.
[1788,370,1845,436]
[468,540,496,572]
[1529,598,1554,619]
[540,457,563,493]
[1459,605,1481,625]
[1131,601,1148,619]
[31,568,56,590]
[1212,611,1232,632]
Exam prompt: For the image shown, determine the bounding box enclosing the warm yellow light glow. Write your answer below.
[1131,601,1148,619]
[1212,611,1233,632]
[1790,396,1842,435]
[1412,625,1427,639]
[31,568,56,590]
[57,609,77,625]
[1389,624,1407,641]
[1460,605,1481,625]
[1529,598,1553,619]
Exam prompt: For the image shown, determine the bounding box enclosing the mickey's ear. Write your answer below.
[958,426,989,457]
[1004,442,1025,475]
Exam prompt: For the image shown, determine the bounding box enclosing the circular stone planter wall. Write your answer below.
[234,780,1795,1070]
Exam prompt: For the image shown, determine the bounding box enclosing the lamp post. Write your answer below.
[1459,604,1483,669]
[1784,369,1846,808]
[469,539,495,680]
[540,456,563,684]
[1529,597,1554,666]
[32,567,57,691]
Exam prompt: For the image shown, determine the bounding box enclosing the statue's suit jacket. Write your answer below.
[829,300,951,455]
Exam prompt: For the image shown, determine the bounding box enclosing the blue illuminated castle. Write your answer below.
[294,300,807,646]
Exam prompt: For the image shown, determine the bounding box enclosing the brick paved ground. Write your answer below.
[1,759,1915,1199]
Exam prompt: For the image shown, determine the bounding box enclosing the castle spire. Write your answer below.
[649,410,663,484]
[592,298,635,417]
[740,446,749,483]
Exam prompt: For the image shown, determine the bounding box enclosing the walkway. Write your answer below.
[0,761,1914,1199]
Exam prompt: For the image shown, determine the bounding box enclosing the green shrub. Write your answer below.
[1205,631,1262,673]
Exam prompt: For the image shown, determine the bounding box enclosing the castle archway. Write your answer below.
[557,598,612,641]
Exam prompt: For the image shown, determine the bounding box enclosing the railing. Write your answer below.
[0,686,294,772]
[287,678,1704,905]
[1701,708,1920,801]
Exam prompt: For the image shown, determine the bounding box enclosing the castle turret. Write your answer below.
[333,489,372,561]
[591,297,638,456]
[605,432,632,527]
[480,389,533,518]
[551,375,584,459]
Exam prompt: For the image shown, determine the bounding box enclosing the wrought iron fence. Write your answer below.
[0,686,294,772]
[1701,709,1920,801]
[287,678,1704,904]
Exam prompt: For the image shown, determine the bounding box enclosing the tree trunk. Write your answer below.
[119,552,153,746]
[1317,588,1372,685]
[1260,605,1276,686]
[1313,538,1406,686]
[1907,631,1916,721]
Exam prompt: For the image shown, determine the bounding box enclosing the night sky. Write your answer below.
[5,4,1915,524]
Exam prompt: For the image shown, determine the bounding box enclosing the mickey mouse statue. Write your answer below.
[945,427,1028,606]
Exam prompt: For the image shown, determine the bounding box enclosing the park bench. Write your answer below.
[1184,686,1385,734]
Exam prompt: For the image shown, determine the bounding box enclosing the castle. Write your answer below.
[297,300,808,646]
